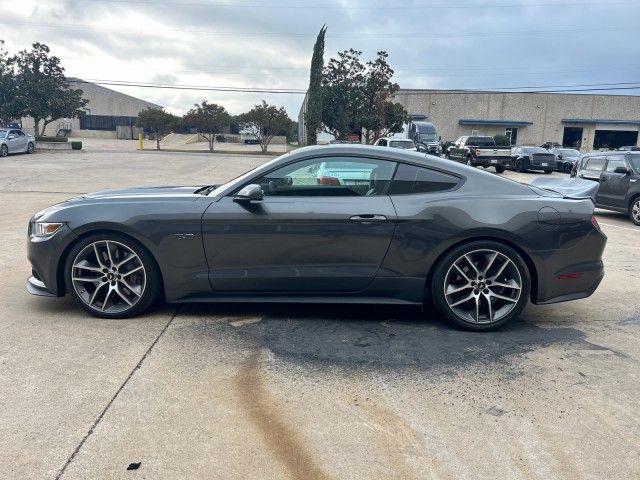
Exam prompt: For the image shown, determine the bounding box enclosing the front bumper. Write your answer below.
[26,224,78,297]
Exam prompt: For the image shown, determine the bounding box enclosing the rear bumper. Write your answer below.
[532,228,607,305]
[472,157,510,167]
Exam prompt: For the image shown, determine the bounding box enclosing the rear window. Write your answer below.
[388,164,460,195]
[467,137,495,146]
[522,147,549,154]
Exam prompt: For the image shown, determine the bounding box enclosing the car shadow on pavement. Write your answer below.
[179,303,588,373]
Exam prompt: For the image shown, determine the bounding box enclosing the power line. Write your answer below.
[71,0,640,9]
[73,78,640,95]
[0,20,634,39]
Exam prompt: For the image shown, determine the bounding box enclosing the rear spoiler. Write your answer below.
[530,177,599,202]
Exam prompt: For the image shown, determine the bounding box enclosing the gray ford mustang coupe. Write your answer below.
[27,145,606,331]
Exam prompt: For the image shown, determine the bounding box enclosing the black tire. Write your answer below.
[515,159,525,173]
[27,142,34,154]
[495,166,506,174]
[466,157,474,167]
[429,240,531,331]
[630,197,640,226]
[64,232,161,318]
[563,163,573,174]
[544,169,553,174]
[0,144,7,157]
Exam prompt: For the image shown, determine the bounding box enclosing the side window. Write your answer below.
[16,130,25,137]
[388,163,460,195]
[606,156,627,172]
[584,157,606,172]
[378,139,387,147]
[250,157,397,197]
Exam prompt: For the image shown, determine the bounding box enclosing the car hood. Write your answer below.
[81,185,206,199]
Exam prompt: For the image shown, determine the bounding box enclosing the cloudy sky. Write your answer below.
[2,0,639,118]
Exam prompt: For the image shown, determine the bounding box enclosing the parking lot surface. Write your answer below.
[1,147,639,480]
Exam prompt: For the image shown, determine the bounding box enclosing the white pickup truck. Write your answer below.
[446,136,512,173]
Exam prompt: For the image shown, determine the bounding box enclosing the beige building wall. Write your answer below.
[391,89,640,151]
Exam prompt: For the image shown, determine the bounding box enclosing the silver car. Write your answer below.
[0,129,36,157]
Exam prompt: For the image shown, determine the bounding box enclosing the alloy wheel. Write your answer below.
[27,142,34,153]
[71,240,146,314]
[443,249,522,324]
[632,200,640,224]
[0,145,7,157]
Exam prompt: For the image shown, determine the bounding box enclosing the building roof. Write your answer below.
[561,118,640,125]
[458,119,533,127]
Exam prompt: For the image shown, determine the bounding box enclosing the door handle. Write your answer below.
[349,214,387,224]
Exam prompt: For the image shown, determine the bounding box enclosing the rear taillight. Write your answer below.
[475,148,481,156]
[317,176,340,186]
[591,215,600,230]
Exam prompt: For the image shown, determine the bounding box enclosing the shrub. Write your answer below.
[35,136,68,143]
[493,134,511,146]
[71,141,82,150]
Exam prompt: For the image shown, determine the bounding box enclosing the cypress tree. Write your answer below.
[305,25,326,145]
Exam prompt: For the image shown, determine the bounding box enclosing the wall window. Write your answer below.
[80,115,138,131]
[505,127,518,145]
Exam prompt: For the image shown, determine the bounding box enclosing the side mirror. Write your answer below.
[614,166,630,175]
[234,184,263,202]
[557,155,563,159]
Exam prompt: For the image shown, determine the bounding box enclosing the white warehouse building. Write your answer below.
[21,78,161,139]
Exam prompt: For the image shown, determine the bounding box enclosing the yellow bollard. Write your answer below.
[138,132,144,150]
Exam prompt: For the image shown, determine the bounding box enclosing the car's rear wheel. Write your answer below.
[630,198,640,226]
[495,166,505,173]
[27,142,34,154]
[65,233,161,318]
[430,241,530,331]
[544,169,553,174]
[0,145,7,157]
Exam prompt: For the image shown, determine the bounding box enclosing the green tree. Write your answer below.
[12,42,87,135]
[237,101,293,153]
[0,40,22,126]
[493,134,511,146]
[183,101,231,151]
[304,25,326,146]
[136,107,181,150]
[321,49,406,143]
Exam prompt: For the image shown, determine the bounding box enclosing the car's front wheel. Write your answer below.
[630,198,640,226]
[430,241,530,331]
[65,233,161,318]
[27,142,34,154]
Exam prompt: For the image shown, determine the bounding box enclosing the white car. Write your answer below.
[374,137,416,151]
[0,129,36,157]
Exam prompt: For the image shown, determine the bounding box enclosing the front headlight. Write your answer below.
[32,222,64,237]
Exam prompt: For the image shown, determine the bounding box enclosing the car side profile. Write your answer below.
[573,151,640,225]
[27,145,606,331]
[0,128,36,157]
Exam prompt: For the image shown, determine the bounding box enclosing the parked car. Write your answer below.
[572,151,640,225]
[0,128,36,157]
[408,121,441,155]
[549,147,581,173]
[26,144,607,331]
[374,137,416,151]
[540,142,562,149]
[617,146,640,151]
[510,146,555,173]
[446,136,511,173]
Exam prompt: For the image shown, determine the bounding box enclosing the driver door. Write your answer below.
[202,155,398,293]
[598,155,631,208]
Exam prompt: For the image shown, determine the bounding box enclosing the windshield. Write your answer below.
[559,149,580,158]
[209,152,291,196]
[418,133,437,143]
[389,140,414,149]
[523,147,549,154]
[0,129,7,138]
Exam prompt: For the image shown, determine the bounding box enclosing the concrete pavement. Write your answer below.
[1,146,638,479]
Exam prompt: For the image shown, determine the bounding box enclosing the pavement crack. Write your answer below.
[54,306,181,479]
